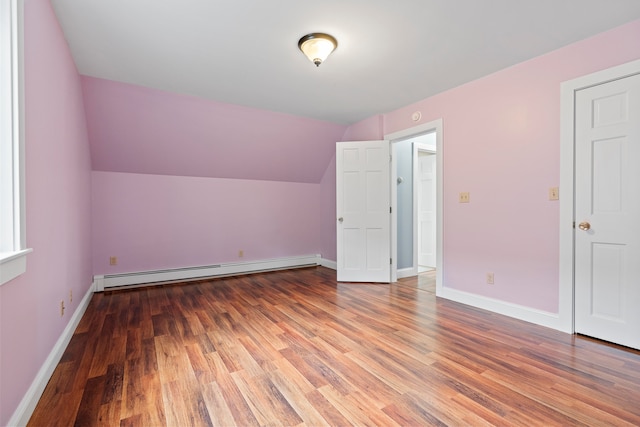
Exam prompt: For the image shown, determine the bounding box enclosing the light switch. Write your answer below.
[549,187,559,201]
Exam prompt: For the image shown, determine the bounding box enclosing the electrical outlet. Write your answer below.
[459,192,470,203]
[109,256,117,266]
[486,273,495,285]
[238,250,244,258]
[69,290,73,303]
[60,300,65,317]
[549,187,559,201]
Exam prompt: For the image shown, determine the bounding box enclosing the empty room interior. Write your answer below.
[2,0,640,425]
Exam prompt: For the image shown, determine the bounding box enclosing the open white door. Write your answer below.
[574,73,640,349]
[336,140,391,283]
[417,151,436,268]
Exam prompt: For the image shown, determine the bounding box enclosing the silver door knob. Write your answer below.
[338,217,343,223]
[578,221,591,231]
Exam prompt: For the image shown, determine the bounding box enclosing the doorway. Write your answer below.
[386,119,443,292]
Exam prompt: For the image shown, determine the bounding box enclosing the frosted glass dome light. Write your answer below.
[298,33,337,67]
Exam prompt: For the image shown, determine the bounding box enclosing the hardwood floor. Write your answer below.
[28,267,640,426]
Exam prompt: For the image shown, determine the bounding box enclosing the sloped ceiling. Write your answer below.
[50,1,640,182]
[81,76,347,183]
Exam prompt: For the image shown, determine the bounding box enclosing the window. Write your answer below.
[0,0,30,286]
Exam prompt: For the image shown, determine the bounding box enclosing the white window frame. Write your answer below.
[0,0,30,286]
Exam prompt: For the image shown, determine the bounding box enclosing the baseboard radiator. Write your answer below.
[93,254,322,291]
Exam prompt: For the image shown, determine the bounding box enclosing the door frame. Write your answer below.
[386,119,443,290]
[559,58,640,334]
[414,145,437,272]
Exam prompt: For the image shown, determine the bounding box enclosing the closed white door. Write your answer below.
[574,73,640,349]
[336,140,390,283]
[418,151,436,267]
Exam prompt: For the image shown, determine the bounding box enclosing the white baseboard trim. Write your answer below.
[437,286,567,333]
[8,285,94,427]
[312,262,420,279]
[319,258,337,270]
[397,267,417,279]
[94,254,322,291]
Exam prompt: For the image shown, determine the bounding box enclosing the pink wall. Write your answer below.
[333,19,640,313]
[82,77,347,184]
[92,171,322,274]
[319,155,337,261]
[0,0,92,424]
[83,65,347,276]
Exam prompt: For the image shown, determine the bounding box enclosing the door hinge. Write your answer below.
[573,221,575,229]
[390,258,392,265]
[390,206,392,214]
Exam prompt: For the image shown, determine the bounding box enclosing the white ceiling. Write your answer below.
[51,0,640,125]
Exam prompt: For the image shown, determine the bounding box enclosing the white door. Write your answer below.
[574,73,640,349]
[418,151,436,267]
[336,140,391,283]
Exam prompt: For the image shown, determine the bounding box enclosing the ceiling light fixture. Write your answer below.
[298,33,337,67]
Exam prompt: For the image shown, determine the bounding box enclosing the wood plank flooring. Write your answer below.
[28,267,640,426]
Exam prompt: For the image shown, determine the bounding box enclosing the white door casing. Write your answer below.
[418,151,436,267]
[573,73,640,349]
[336,140,391,283]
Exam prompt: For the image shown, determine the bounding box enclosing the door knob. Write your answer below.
[578,221,591,231]
[338,217,343,223]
